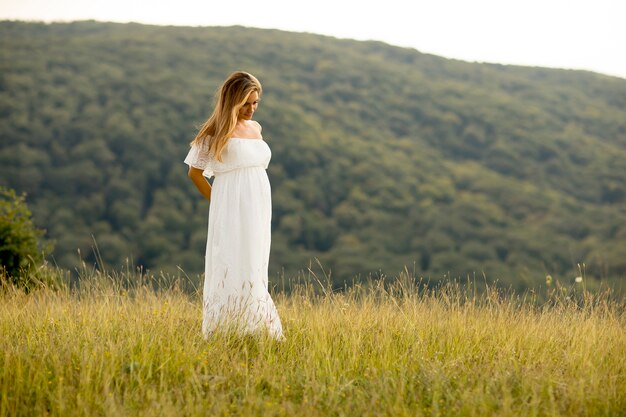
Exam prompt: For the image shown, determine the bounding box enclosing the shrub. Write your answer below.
[0,187,52,284]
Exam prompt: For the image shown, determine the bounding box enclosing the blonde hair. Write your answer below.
[191,71,262,161]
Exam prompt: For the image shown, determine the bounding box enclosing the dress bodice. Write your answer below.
[184,138,271,178]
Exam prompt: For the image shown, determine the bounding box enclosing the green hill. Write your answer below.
[1,20,625,291]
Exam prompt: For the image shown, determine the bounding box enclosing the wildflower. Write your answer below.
[575,276,583,283]
[546,275,552,286]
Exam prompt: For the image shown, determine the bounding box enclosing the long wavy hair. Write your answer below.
[191,71,262,161]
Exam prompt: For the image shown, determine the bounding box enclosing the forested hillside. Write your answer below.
[2,21,625,291]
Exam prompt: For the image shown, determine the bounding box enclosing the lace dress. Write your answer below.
[184,137,283,340]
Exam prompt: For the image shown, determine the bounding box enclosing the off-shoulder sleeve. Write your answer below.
[184,142,214,178]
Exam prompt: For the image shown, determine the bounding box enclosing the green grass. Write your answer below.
[1,265,624,417]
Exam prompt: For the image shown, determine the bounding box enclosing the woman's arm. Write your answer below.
[188,167,212,201]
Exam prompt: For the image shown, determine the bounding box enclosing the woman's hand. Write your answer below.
[188,167,212,201]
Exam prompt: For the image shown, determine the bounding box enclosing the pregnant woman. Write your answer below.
[184,71,283,340]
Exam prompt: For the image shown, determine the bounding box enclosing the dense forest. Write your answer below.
[1,21,625,292]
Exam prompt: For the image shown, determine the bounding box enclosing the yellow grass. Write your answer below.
[1,266,624,416]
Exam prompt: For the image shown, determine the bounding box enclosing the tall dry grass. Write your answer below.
[1,264,624,416]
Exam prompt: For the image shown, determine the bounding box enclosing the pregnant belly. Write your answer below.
[212,167,271,200]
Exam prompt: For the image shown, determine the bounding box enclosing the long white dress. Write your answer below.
[184,137,283,340]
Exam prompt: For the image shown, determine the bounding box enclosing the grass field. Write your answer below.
[1,264,625,416]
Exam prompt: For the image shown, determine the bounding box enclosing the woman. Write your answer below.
[185,71,283,340]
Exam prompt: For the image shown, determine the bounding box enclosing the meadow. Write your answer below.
[1,264,624,417]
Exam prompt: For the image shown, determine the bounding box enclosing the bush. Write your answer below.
[0,187,52,283]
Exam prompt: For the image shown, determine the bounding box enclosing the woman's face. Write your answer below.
[238,91,260,120]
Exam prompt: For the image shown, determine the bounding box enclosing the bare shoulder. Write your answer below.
[252,120,262,132]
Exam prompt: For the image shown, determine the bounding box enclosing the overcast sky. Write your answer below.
[2,0,625,79]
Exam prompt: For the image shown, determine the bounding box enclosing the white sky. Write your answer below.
[1,0,625,79]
